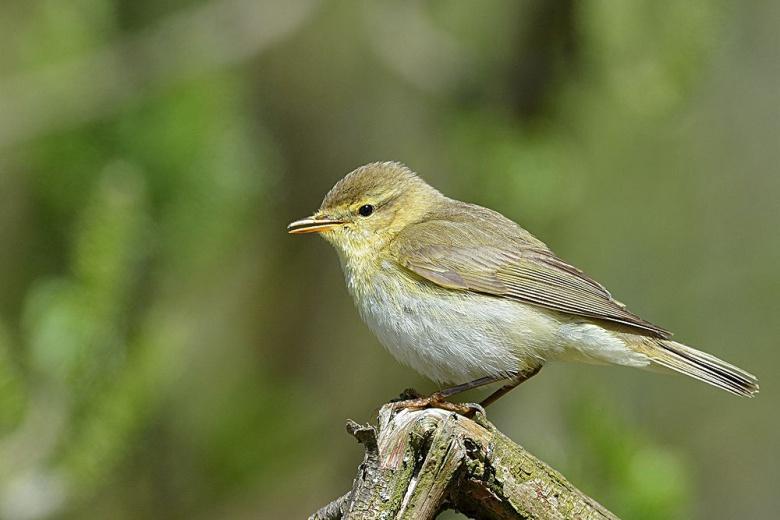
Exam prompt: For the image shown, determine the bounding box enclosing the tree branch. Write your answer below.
[310,403,619,520]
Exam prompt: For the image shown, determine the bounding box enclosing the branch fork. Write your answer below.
[310,403,618,520]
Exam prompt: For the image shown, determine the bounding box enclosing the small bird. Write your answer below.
[288,162,758,411]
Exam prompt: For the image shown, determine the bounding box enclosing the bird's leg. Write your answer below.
[439,375,507,398]
[391,375,504,417]
[480,364,542,408]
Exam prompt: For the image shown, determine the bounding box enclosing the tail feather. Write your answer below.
[646,340,759,397]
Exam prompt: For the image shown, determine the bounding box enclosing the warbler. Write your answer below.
[288,162,758,410]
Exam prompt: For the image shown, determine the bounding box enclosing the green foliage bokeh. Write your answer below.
[0,1,777,519]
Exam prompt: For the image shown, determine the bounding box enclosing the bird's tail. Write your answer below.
[640,339,759,397]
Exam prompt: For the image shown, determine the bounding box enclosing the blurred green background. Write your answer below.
[0,1,777,518]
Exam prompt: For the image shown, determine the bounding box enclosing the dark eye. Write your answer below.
[358,204,374,217]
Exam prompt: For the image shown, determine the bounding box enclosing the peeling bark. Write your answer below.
[310,403,618,520]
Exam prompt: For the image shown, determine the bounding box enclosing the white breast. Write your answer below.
[340,257,562,384]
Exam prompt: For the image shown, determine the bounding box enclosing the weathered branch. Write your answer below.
[311,403,618,520]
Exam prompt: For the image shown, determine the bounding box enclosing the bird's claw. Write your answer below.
[390,391,484,418]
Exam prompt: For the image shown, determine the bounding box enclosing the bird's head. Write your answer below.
[288,162,442,259]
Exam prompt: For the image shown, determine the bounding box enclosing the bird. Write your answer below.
[287,161,758,412]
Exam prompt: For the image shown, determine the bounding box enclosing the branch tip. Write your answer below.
[345,419,378,451]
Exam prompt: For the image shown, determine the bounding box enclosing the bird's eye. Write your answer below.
[358,204,374,217]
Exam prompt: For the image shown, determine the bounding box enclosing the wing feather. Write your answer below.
[389,218,670,338]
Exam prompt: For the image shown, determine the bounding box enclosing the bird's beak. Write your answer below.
[287,216,346,234]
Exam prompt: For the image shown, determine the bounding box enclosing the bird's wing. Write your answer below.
[389,219,671,338]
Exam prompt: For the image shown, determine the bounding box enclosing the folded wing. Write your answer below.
[389,218,670,339]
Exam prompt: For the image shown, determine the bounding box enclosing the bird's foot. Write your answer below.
[390,390,485,418]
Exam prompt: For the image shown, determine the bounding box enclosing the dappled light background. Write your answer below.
[0,1,778,519]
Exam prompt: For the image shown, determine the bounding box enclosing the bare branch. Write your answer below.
[314,403,619,520]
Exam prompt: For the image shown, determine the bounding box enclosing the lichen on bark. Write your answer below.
[310,403,619,520]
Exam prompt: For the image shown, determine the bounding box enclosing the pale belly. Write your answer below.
[347,269,562,384]
[341,258,650,385]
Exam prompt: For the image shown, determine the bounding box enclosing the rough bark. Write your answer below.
[310,403,618,520]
